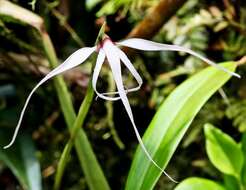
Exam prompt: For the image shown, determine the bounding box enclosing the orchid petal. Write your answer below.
[103,40,177,182]
[4,47,96,149]
[115,47,143,92]
[92,49,120,101]
[93,48,143,101]
[96,91,122,100]
[117,38,240,78]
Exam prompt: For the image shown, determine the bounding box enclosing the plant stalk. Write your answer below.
[40,27,110,190]
[52,22,109,190]
[54,78,95,190]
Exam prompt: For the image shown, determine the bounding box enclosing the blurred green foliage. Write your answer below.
[0,0,245,189]
[175,124,246,190]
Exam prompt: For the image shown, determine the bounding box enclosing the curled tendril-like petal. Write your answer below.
[92,48,116,100]
[117,38,241,78]
[116,47,143,92]
[92,48,124,101]
[92,43,143,101]
[4,47,96,149]
[103,39,177,183]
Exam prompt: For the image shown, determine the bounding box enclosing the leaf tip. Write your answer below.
[204,123,213,134]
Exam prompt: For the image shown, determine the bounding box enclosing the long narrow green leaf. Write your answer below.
[0,130,42,190]
[125,62,237,190]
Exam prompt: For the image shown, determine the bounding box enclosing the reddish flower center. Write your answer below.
[96,36,114,52]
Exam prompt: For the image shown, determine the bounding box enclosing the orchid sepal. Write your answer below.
[117,38,240,78]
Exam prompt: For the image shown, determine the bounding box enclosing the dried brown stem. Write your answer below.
[237,56,246,66]
[127,0,187,39]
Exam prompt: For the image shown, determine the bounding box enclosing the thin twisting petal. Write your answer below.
[117,38,240,78]
[115,47,143,92]
[100,47,143,96]
[93,48,143,101]
[103,39,177,183]
[4,47,96,149]
[92,49,120,101]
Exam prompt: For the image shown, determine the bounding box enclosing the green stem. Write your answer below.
[54,23,120,187]
[53,142,72,190]
[47,3,84,47]
[40,31,110,190]
[105,72,125,149]
[51,22,109,190]
[54,79,94,190]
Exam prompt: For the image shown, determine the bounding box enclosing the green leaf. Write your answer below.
[86,0,102,10]
[240,133,246,185]
[125,62,237,190]
[0,130,42,190]
[174,177,226,190]
[223,174,239,190]
[204,124,243,178]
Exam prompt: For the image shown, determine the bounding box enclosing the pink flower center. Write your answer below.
[96,36,114,52]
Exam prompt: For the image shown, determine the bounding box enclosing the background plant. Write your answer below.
[175,123,246,190]
[0,0,245,189]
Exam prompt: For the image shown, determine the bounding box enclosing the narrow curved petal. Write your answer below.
[93,48,142,101]
[95,47,143,100]
[92,49,120,101]
[95,91,121,101]
[115,47,143,92]
[103,40,177,182]
[117,38,240,78]
[4,47,96,149]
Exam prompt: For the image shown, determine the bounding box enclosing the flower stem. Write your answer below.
[54,79,95,190]
[40,29,110,190]
[51,22,109,190]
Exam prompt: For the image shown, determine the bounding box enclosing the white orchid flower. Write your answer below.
[4,36,240,182]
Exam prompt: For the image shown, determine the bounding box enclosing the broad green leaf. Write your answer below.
[174,177,226,190]
[204,124,243,178]
[125,62,237,190]
[240,133,246,185]
[0,130,42,190]
[223,174,239,190]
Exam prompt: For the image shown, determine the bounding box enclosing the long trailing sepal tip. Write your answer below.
[218,66,240,78]
[117,38,241,79]
[103,39,178,183]
[3,47,96,149]
[4,144,12,149]
[234,73,241,78]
